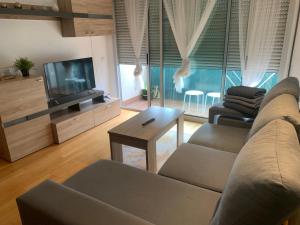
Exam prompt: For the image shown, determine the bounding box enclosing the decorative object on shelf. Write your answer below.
[14,57,34,77]
[0,1,53,11]
[41,6,49,11]
[1,3,8,8]
[14,2,22,9]
[51,3,59,12]
[0,75,17,81]
[30,5,39,10]
[141,88,156,100]
[29,4,51,11]
[0,66,20,80]
[141,89,148,100]
[153,85,160,99]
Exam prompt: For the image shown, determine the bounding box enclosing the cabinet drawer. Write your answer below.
[53,111,94,143]
[94,100,121,126]
[4,115,53,162]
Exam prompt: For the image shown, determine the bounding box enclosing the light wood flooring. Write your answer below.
[0,109,201,225]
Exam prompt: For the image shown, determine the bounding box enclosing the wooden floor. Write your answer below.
[0,109,201,225]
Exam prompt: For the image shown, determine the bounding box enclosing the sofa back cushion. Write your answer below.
[259,77,299,110]
[210,119,300,225]
[248,94,300,138]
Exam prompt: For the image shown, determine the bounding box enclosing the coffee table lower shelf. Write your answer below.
[108,107,184,173]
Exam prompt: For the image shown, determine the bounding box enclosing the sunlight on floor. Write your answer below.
[123,120,202,170]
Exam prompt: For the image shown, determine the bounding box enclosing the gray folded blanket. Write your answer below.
[224,99,260,109]
[224,97,262,109]
[227,86,266,99]
[223,102,258,117]
[224,95,264,104]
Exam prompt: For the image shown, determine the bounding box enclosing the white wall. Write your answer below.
[0,18,117,96]
[119,65,146,101]
[290,15,300,80]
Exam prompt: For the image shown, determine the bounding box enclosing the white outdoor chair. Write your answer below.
[204,92,221,110]
[183,90,205,112]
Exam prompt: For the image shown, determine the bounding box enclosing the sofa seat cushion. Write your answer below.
[248,94,300,138]
[210,119,300,225]
[188,123,249,153]
[64,160,220,225]
[159,143,237,192]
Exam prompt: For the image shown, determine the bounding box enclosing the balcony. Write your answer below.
[120,64,278,117]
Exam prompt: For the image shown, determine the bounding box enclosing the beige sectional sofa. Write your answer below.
[17,77,300,225]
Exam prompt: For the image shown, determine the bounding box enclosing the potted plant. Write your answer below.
[14,57,34,77]
[141,88,156,100]
[141,88,148,100]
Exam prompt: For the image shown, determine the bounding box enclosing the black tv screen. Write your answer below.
[44,57,96,102]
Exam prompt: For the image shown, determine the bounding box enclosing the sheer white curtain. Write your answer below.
[124,0,148,76]
[163,0,217,93]
[239,0,283,87]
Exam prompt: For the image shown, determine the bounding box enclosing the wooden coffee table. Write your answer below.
[108,106,184,173]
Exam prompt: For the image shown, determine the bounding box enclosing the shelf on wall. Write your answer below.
[0,8,113,21]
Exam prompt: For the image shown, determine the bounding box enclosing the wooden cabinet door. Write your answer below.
[4,115,53,162]
[73,18,91,36]
[86,0,113,15]
[89,19,114,36]
[59,0,114,37]
[73,18,113,36]
[71,0,88,13]
[0,77,48,123]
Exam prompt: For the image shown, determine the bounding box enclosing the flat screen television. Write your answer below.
[44,57,96,105]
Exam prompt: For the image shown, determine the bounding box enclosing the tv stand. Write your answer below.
[92,95,105,104]
[51,98,120,143]
[48,90,104,108]
[68,103,81,112]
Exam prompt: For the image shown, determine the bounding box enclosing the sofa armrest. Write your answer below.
[208,103,245,124]
[216,115,254,129]
[17,180,155,225]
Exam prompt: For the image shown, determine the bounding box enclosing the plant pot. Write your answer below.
[21,69,29,77]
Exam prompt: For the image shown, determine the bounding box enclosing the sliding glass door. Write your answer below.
[149,0,161,107]
[162,0,227,117]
